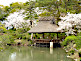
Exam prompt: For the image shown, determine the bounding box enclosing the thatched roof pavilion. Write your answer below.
[28,16,64,45]
[28,16,63,33]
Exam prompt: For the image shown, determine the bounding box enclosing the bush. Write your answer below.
[0,34,14,45]
[69,49,75,55]
[0,27,7,33]
[62,35,81,49]
[9,27,31,40]
[0,47,3,50]
[22,36,26,39]
[16,34,23,39]
[16,28,30,34]
[80,58,81,61]
[0,22,7,33]
[75,36,81,49]
[62,35,77,46]
[29,40,33,45]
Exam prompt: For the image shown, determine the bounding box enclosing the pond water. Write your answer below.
[0,46,74,61]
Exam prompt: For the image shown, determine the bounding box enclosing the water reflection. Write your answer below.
[50,48,53,54]
[30,50,33,58]
[9,52,16,61]
[0,47,74,61]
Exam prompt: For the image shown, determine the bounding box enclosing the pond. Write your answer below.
[0,46,74,61]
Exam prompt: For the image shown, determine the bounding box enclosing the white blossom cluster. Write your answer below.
[57,13,81,35]
[5,10,30,29]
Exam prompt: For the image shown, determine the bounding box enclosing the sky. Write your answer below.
[0,0,29,6]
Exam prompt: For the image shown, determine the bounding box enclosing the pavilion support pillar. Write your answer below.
[43,33,44,39]
[31,33,33,40]
[49,33,51,39]
[50,42,53,48]
[57,33,58,39]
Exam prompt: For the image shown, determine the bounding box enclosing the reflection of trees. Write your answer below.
[0,47,73,61]
[0,48,12,61]
[8,47,33,61]
[9,52,16,61]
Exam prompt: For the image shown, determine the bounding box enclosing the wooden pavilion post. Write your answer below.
[43,33,44,39]
[34,33,36,46]
[57,33,58,39]
[49,33,53,48]
[49,33,51,39]
[31,33,33,40]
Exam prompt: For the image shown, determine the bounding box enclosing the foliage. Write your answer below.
[62,35,77,46]
[62,35,81,49]
[32,33,65,39]
[75,36,81,49]
[69,49,75,55]
[0,34,14,45]
[8,27,30,40]
[0,7,8,21]
[80,58,81,61]
[0,22,7,33]
[37,0,81,21]
[0,0,81,49]
[0,27,7,33]
[0,0,81,22]
[39,11,52,16]
[0,0,80,28]
[23,1,39,28]
[16,28,30,34]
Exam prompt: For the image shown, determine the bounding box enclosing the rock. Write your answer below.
[73,44,76,48]
[66,50,69,52]
[67,55,70,58]
[74,59,77,61]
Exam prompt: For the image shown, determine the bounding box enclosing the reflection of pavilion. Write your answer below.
[28,16,64,47]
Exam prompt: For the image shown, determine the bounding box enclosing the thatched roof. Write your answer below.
[28,21,63,33]
[39,16,55,21]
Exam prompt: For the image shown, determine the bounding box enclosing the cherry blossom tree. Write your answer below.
[5,10,30,29]
[4,9,38,29]
[57,13,81,36]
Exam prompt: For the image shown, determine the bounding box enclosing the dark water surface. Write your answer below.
[0,46,74,61]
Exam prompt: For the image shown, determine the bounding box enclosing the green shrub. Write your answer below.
[9,27,30,40]
[0,27,7,33]
[69,49,75,55]
[0,34,14,45]
[29,40,33,44]
[75,36,81,49]
[22,36,26,39]
[16,34,23,39]
[62,35,77,46]
[80,58,81,61]
[0,47,3,50]
[0,22,7,33]
[62,35,81,49]
[16,28,30,34]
